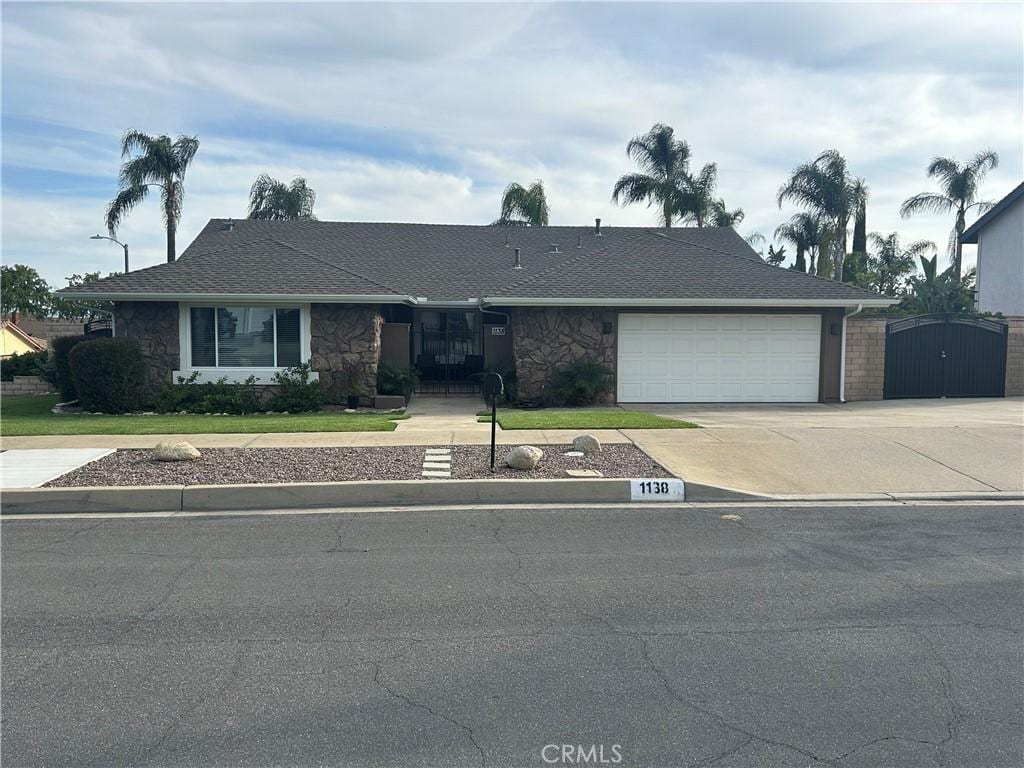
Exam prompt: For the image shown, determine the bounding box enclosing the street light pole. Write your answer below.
[89,235,129,273]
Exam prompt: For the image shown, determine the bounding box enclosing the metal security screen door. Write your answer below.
[884,314,1008,399]
[413,311,484,395]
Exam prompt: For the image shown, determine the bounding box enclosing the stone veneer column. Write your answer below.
[309,304,383,403]
[510,307,616,402]
[843,316,886,401]
[114,301,180,398]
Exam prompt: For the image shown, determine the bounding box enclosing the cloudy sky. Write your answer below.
[2,1,1021,286]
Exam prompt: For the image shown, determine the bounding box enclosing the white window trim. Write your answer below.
[174,302,317,384]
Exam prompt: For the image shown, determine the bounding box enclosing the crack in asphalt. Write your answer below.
[10,518,110,554]
[368,643,486,768]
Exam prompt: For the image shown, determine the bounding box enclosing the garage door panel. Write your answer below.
[617,313,821,403]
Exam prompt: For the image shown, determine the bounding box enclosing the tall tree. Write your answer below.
[612,123,691,227]
[677,163,720,226]
[774,212,825,275]
[851,178,868,254]
[248,175,317,220]
[495,180,549,226]
[0,264,50,322]
[899,150,999,279]
[766,244,787,267]
[105,130,199,263]
[867,233,935,297]
[777,149,859,281]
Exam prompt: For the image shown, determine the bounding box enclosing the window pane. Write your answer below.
[216,307,275,367]
[190,307,216,366]
[275,308,301,367]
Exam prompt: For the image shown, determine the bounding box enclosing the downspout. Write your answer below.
[838,303,863,403]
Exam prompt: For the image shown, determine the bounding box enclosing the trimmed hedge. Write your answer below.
[51,334,89,400]
[68,337,146,413]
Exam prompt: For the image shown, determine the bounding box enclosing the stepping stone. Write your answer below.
[421,470,451,478]
[425,448,451,455]
[565,469,603,478]
[422,462,451,470]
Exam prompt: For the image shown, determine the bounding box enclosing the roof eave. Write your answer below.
[481,296,897,308]
[55,291,417,304]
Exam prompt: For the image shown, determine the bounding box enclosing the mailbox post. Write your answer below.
[482,373,504,470]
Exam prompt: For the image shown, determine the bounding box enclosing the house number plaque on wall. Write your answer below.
[490,326,506,336]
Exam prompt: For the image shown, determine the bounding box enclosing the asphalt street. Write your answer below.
[2,502,1021,768]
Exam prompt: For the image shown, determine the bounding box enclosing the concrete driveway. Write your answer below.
[624,398,1024,496]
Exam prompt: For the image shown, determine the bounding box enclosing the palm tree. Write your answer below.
[612,123,691,227]
[495,180,549,226]
[105,130,199,263]
[766,244,787,267]
[867,232,935,297]
[248,175,317,220]
[676,163,723,227]
[774,212,824,275]
[851,178,868,254]
[711,202,745,228]
[744,231,766,256]
[899,150,999,279]
[777,149,859,281]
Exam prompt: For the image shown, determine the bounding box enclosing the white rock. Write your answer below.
[563,451,585,458]
[152,440,202,462]
[572,434,602,455]
[566,468,603,478]
[505,445,543,470]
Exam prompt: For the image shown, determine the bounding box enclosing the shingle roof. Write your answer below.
[60,219,889,305]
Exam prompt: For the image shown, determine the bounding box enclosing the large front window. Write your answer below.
[189,306,301,368]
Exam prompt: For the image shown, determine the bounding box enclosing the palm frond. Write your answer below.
[105,184,149,235]
[120,129,155,159]
[899,192,953,218]
[611,173,658,206]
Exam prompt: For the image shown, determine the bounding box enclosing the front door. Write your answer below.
[413,311,483,395]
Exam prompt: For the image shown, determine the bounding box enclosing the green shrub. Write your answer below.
[68,337,146,413]
[154,372,261,415]
[377,361,416,400]
[266,364,325,413]
[0,350,49,381]
[51,334,89,400]
[549,358,612,406]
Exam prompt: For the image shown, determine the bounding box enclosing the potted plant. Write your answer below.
[338,359,366,409]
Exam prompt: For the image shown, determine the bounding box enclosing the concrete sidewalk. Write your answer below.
[1,397,1020,496]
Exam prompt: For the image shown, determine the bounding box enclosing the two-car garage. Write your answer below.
[616,313,823,403]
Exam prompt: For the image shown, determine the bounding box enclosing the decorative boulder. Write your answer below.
[505,445,543,470]
[152,440,201,462]
[572,434,602,455]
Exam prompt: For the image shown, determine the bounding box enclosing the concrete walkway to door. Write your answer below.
[392,395,492,444]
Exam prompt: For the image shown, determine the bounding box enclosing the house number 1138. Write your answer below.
[630,478,685,501]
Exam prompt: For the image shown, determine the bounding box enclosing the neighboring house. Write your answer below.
[58,219,893,404]
[1,320,47,358]
[961,181,1024,317]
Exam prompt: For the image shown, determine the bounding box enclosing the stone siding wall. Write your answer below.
[510,307,616,402]
[0,375,54,396]
[114,301,180,398]
[843,316,886,401]
[1006,317,1024,397]
[310,304,383,403]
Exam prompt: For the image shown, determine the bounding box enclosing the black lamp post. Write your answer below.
[89,235,129,273]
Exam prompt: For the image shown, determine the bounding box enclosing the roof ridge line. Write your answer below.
[267,235,408,297]
[642,229,755,259]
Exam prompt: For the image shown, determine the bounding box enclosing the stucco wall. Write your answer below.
[976,195,1024,316]
[114,301,180,397]
[843,316,886,401]
[310,304,382,403]
[510,307,616,402]
[1006,317,1024,397]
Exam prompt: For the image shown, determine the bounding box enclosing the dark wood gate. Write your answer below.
[884,314,1008,399]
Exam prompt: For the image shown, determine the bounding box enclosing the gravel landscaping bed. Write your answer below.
[44,444,671,487]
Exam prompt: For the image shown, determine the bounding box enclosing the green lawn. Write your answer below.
[1,395,406,436]
[477,407,698,430]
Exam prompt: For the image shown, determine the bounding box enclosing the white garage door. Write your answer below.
[617,313,821,403]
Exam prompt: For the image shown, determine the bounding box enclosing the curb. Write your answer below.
[0,478,759,515]
[2,482,1018,517]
